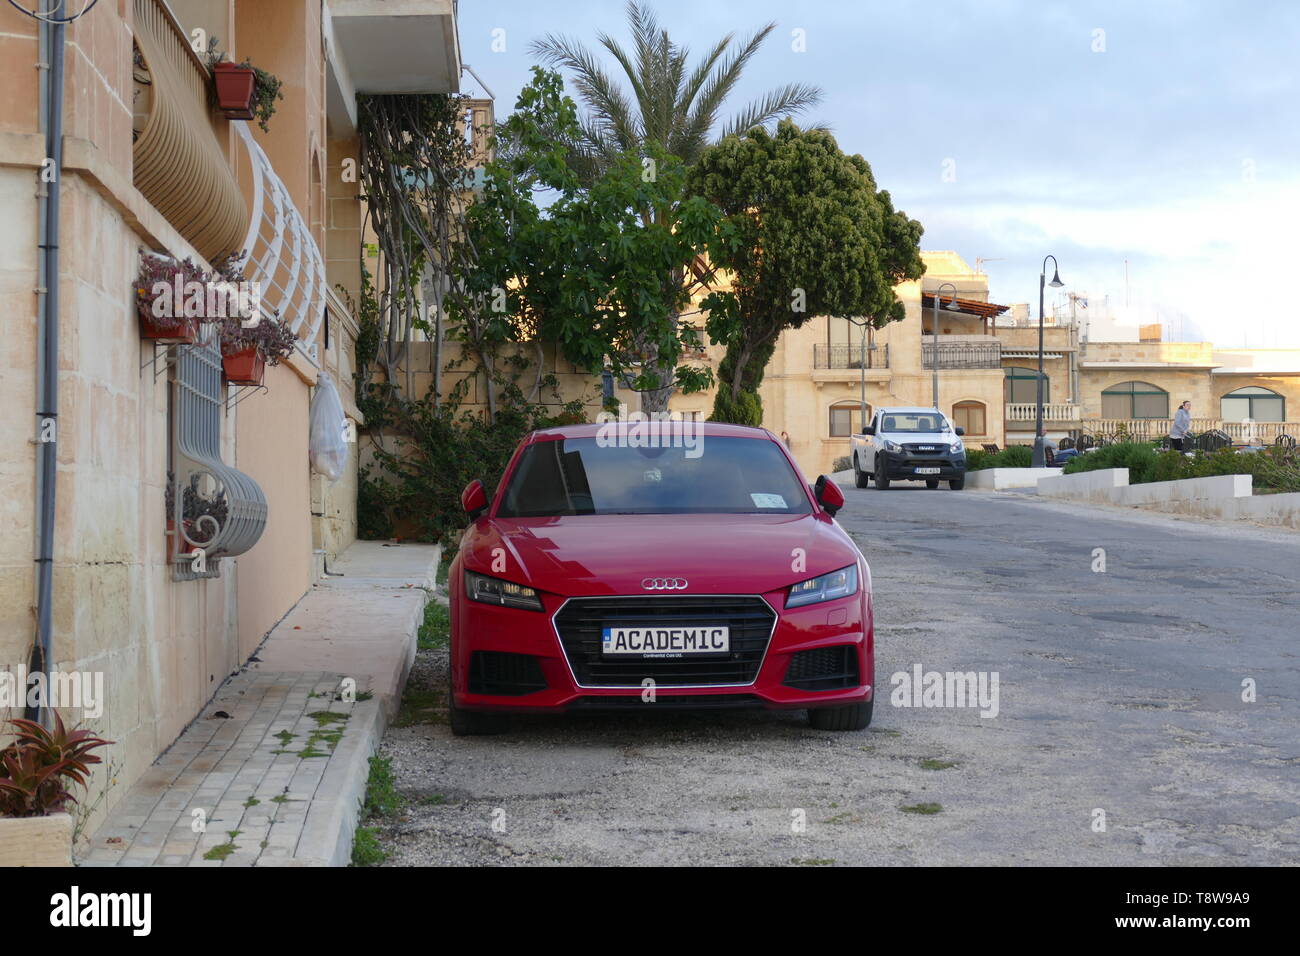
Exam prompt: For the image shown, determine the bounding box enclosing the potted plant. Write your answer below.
[0,714,112,867]
[134,254,208,343]
[212,60,256,118]
[206,41,283,132]
[219,312,297,386]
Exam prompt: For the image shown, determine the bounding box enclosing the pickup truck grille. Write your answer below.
[902,442,948,455]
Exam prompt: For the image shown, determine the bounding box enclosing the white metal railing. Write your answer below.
[233,123,327,363]
[1006,402,1081,422]
[1086,419,1299,443]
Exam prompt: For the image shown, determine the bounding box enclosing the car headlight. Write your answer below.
[951,438,964,453]
[786,564,859,609]
[464,571,544,611]
[881,439,902,453]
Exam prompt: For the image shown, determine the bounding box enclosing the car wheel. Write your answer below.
[874,468,890,490]
[808,698,873,731]
[949,476,965,490]
[925,478,939,489]
[854,455,870,488]
[448,674,507,736]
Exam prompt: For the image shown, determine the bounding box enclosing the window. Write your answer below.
[952,401,986,436]
[1221,386,1285,422]
[829,401,869,437]
[1101,381,1169,419]
[497,436,812,517]
[1005,366,1048,404]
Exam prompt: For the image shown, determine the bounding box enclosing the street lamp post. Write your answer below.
[931,282,960,409]
[846,316,871,433]
[1033,256,1065,468]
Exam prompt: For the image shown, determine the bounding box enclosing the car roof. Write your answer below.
[877,407,943,415]
[528,421,777,442]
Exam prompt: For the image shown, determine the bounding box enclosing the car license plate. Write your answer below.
[915,467,941,475]
[601,626,729,657]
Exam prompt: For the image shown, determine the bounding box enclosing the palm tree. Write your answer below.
[529,2,822,412]
[530,0,823,180]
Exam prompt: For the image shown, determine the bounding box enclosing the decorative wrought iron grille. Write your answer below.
[169,330,267,581]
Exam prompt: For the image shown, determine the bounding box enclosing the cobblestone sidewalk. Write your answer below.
[78,670,379,867]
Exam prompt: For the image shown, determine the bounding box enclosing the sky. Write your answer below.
[457,0,1300,347]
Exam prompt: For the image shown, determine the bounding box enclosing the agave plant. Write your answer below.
[0,714,112,818]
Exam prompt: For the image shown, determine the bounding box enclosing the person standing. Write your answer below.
[1170,400,1192,451]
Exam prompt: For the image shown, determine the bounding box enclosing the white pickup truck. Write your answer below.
[850,406,967,490]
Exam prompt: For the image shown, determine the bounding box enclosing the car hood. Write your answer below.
[463,512,861,598]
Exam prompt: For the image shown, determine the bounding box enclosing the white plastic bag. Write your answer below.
[309,374,348,483]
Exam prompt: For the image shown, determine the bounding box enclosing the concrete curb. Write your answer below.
[293,696,387,867]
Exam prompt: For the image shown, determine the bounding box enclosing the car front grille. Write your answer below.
[553,596,777,687]
[902,442,947,456]
[783,645,860,691]
[468,651,548,696]
[568,694,763,710]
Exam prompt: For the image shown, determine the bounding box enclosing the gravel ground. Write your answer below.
[372,484,1300,866]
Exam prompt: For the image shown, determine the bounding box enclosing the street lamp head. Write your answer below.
[1048,267,1064,288]
[944,297,961,311]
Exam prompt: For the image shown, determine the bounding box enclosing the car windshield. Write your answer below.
[879,412,951,433]
[497,436,813,517]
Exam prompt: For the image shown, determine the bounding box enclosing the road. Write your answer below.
[375,482,1300,866]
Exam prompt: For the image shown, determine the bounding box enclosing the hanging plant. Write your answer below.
[215,254,296,387]
[134,254,208,343]
[205,38,283,132]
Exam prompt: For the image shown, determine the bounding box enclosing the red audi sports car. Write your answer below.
[448,422,874,734]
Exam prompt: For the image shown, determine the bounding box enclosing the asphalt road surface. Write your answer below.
[375,482,1300,866]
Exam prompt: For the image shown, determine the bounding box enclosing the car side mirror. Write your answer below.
[813,475,844,517]
[862,425,875,436]
[955,426,965,437]
[461,479,488,520]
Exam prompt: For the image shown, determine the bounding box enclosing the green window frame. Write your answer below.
[1101,381,1169,419]
[1005,366,1048,404]
[1221,386,1285,422]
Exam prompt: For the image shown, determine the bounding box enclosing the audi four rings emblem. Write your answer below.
[641,577,688,590]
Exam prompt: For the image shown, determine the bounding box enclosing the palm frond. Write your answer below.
[529,33,640,151]
[720,82,824,140]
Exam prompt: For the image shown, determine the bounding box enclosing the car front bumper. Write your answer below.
[450,582,875,714]
[878,450,966,480]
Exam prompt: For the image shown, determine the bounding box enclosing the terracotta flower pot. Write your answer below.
[222,345,265,386]
[138,303,198,344]
[212,62,256,119]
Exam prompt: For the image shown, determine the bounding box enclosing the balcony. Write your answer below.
[1006,403,1082,423]
[814,343,890,370]
[132,0,249,263]
[328,0,461,94]
[922,341,1002,369]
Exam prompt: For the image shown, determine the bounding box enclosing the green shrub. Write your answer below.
[1063,443,1300,490]
[965,445,1031,471]
[832,455,852,472]
[1062,442,1160,483]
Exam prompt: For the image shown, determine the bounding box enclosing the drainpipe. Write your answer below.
[28,16,66,725]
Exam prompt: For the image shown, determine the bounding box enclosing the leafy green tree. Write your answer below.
[459,69,726,407]
[528,1,822,410]
[688,120,925,425]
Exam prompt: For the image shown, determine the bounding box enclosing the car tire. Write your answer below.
[925,478,940,489]
[949,476,965,490]
[448,676,507,736]
[808,698,873,731]
[854,455,870,488]
[873,468,890,490]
